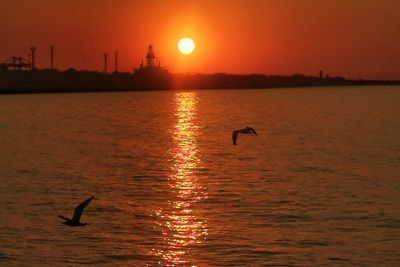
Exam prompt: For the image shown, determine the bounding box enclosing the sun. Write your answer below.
[177,37,196,55]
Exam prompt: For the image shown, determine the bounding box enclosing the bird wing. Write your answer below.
[72,196,95,222]
[249,127,258,135]
[232,130,239,145]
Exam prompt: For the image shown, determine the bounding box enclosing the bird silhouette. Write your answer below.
[58,196,95,226]
[232,126,258,145]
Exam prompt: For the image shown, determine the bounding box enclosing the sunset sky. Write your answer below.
[1,0,399,79]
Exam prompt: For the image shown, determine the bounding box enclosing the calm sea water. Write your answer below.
[0,86,399,266]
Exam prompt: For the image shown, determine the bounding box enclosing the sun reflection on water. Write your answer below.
[150,92,207,266]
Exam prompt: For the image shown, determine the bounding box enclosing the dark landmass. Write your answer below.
[0,68,399,94]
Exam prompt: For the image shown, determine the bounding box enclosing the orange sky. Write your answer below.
[1,0,399,79]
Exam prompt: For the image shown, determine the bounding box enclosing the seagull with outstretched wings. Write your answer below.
[232,126,258,145]
[58,196,95,226]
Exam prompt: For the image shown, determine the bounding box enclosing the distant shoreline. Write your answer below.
[1,69,399,94]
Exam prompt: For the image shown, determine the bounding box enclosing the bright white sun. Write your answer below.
[177,37,196,55]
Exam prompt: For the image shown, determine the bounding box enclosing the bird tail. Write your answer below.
[58,215,69,221]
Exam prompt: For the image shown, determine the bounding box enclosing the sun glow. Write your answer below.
[177,37,196,55]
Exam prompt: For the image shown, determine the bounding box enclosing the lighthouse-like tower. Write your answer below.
[146,45,156,68]
[134,44,167,74]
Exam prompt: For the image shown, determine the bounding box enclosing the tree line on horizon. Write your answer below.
[0,68,398,94]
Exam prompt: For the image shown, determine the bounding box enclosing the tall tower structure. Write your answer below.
[146,45,155,67]
[50,45,55,70]
[104,53,108,73]
[30,46,37,70]
[114,51,119,72]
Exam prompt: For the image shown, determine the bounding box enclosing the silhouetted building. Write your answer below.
[134,45,168,74]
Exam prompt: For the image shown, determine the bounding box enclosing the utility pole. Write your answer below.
[30,46,37,70]
[104,53,108,73]
[114,51,119,72]
[50,45,55,70]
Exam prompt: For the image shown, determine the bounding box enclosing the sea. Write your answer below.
[0,86,399,266]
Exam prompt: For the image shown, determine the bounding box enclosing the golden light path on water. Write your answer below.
[151,92,208,266]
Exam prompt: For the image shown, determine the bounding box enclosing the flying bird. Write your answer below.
[232,126,258,145]
[58,196,95,226]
